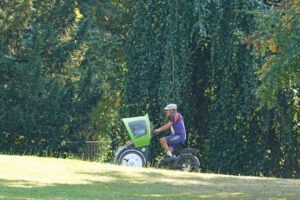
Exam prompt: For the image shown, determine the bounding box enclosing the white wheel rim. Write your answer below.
[121,153,143,167]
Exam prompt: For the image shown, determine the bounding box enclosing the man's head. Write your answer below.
[164,104,177,117]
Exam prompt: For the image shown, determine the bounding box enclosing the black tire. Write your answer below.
[173,155,200,172]
[118,149,146,167]
[114,146,127,164]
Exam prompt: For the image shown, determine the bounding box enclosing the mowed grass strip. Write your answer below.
[0,155,299,200]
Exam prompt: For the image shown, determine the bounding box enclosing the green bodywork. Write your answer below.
[122,114,151,147]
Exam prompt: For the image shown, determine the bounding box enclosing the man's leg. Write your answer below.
[163,134,185,156]
[159,137,171,154]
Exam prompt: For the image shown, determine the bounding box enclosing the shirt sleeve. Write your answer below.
[171,113,179,123]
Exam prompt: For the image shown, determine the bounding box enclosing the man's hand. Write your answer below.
[153,128,160,134]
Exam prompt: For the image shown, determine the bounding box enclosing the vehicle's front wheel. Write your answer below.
[118,149,146,167]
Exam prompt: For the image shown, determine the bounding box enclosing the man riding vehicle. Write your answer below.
[154,104,186,157]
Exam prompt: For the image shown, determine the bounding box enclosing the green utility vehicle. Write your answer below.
[114,114,200,172]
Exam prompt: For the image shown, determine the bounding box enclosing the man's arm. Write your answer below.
[154,121,172,133]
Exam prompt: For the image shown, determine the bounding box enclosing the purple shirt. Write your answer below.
[170,112,186,139]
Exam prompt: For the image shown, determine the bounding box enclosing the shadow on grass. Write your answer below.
[0,169,299,200]
[0,179,242,200]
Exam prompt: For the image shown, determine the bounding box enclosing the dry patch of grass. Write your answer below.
[0,155,299,199]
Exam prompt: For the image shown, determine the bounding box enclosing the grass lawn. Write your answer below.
[0,155,299,200]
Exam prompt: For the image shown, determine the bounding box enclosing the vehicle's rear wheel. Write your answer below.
[118,149,146,167]
[173,155,200,172]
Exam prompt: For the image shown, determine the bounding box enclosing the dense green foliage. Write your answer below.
[0,0,299,177]
[0,0,124,155]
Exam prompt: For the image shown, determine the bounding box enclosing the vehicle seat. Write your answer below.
[180,148,199,154]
